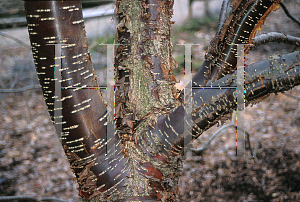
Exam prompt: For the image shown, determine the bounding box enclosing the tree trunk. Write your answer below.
[23,0,300,201]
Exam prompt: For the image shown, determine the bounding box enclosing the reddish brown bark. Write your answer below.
[24,0,299,201]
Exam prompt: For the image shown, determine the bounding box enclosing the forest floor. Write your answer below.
[0,1,299,202]
[175,1,300,201]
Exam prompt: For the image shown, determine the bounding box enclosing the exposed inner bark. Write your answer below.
[115,0,178,134]
[24,0,300,202]
[111,0,182,200]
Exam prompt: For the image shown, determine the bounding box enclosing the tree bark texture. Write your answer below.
[192,0,283,87]
[24,0,300,201]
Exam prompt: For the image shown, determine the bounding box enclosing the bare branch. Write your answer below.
[190,123,257,162]
[0,84,40,93]
[0,32,31,50]
[0,195,67,202]
[281,91,300,100]
[139,51,300,158]
[280,2,300,27]
[251,32,300,49]
[192,0,283,87]
[216,0,230,35]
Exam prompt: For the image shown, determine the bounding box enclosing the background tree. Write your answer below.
[14,0,300,201]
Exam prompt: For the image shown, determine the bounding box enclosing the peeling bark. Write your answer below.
[141,51,300,160]
[24,0,300,202]
[192,0,283,87]
[24,1,128,201]
[113,0,181,200]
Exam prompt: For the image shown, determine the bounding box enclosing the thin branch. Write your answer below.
[190,123,257,162]
[251,32,300,49]
[0,84,40,93]
[280,2,300,27]
[281,91,300,100]
[191,124,236,153]
[0,32,31,50]
[0,196,67,202]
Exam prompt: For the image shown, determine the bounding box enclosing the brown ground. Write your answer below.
[177,1,300,201]
[0,1,299,202]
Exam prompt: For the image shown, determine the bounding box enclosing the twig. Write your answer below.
[0,32,31,50]
[281,91,300,100]
[191,123,257,162]
[0,84,40,93]
[0,196,67,202]
[216,0,230,35]
[253,139,258,162]
[250,32,300,49]
[280,2,300,27]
